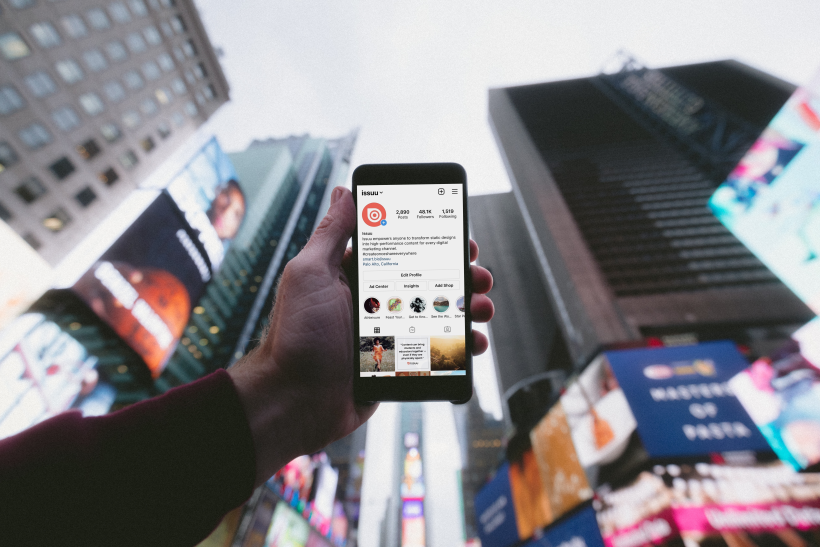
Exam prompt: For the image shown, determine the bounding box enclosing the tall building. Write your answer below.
[0,0,228,265]
[488,59,815,368]
[159,131,357,390]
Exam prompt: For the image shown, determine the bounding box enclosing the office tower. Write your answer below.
[0,0,228,265]
[488,59,815,368]
[158,131,357,390]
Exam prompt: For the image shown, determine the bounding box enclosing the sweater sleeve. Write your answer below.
[0,369,257,547]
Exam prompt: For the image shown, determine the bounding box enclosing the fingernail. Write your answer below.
[331,187,343,204]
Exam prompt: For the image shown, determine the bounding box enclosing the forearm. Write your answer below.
[0,369,256,547]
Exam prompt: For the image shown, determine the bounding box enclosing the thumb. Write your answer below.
[303,186,356,269]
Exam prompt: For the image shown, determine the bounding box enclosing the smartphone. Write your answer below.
[352,163,472,404]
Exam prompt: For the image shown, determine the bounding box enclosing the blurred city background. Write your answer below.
[2,1,820,546]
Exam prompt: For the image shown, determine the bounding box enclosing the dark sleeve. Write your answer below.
[0,369,257,547]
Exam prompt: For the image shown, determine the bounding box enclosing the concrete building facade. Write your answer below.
[0,0,228,264]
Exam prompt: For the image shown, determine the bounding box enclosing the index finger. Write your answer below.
[470,239,478,263]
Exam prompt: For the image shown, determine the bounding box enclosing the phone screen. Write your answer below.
[356,182,467,378]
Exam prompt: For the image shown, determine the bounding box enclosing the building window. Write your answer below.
[75,187,97,207]
[184,69,195,84]
[194,90,205,105]
[86,8,111,30]
[119,149,138,170]
[160,21,173,38]
[171,111,184,127]
[0,32,31,60]
[122,110,141,128]
[128,0,148,16]
[108,2,132,24]
[182,40,196,57]
[100,122,122,142]
[24,71,56,97]
[155,87,172,104]
[98,167,119,185]
[15,176,47,203]
[0,141,20,170]
[170,77,186,95]
[184,101,197,117]
[77,138,101,160]
[49,156,75,180]
[159,0,175,7]
[157,52,174,72]
[29,22,62,49]
[0,201,12,222]
[140,136,155,152]
[79,92,105,115]
[204,84,217,100]
[139,98,157,116]
[170,15,186,34]
[125,32,146,53]
[9,0,35,9]
[82,49,108,72]
[102,81,125,104]
[43,207,71,232]
[172,45,185,62]
[123,70,144,90]
[18,123,52,149]
[157,121,171,139]
[105,40,128,62]
[194,63,207,79]
[0,85,25,115]
[141,61,160,81]
[51,106,81,132]
[148,0,160,10]
[142,26,161,45]
[55,59,84,84]
[23,233,41,250]
[60,15,88,39]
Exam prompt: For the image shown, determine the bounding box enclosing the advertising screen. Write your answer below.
[266,501,310,547]
[165,137,244,271]
[475,463,532,547]
[709,69,820,313]
[730,318,820,470]
[72,193,211,377]
[523,504,605,547]
[0,313,101,440]
[357,183,466,377]
[604,342,770,457]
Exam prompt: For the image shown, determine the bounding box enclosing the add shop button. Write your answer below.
[430,280,458,290]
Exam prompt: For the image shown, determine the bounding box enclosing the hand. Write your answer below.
[229,186,494,486]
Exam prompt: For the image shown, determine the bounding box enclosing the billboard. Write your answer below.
[523,504,605,547]
[266,501,310,547]
[605,342,771,457]
[474,463,525,547]
[0,313,109,440]
[709,69,820,313]
[72,193,210,377]
[730,318,820,470]
[165,137,244,271]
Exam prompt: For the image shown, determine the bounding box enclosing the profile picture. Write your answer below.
[433,296,449,312]
[364,297,380,314]
[207,179,246,240]
[409,296,426,313]
[360,336,395,373]
[457,296,465,312]
[388,297,402,312]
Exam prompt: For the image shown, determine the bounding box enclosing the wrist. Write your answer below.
[227,347,303,487]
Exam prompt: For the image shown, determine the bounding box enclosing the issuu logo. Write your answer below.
[362,202,387,227]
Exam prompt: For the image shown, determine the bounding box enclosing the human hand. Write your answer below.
[229,186,494,486]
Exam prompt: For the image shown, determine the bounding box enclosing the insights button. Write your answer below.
[364,282,393,291]
[398,281,427,290]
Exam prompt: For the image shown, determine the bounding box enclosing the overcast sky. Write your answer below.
[195,0,820,197]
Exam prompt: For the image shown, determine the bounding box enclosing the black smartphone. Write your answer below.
[352,163,472,404]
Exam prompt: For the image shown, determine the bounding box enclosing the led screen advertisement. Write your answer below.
[522,504,605,547]
[164,137,245,271]
[730,318,820,470]
[474,463,519,547]
[709,68,820,313]
[72,193,211,377]
[0,313,113,441]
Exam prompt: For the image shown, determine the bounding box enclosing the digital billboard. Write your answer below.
[266,501,310,547]
[0,313,109,440]
[72,193,211,377]
[709,69,820,313]
[165,137,244,271]
[475,463,519,547]
[730,318,820,470]
[523,504,605,547]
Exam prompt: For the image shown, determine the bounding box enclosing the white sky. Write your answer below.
[195,0,820,197]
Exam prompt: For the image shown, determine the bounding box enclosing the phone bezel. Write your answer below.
[351,163,473,404]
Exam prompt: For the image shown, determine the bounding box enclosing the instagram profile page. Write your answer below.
[357,184,467,378]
